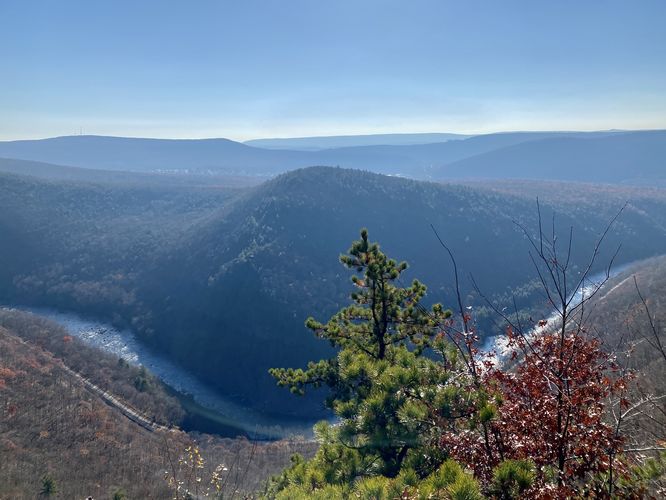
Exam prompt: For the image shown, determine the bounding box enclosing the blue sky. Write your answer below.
[1,0,665,140]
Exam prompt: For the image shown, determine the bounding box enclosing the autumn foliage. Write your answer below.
[0,313,317,499]
[441,326,629,497]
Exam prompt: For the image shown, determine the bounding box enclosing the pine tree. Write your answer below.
[112,490,126,500]
[39,474,57,497]
[269,229,474,493]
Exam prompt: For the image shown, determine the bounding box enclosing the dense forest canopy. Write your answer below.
[2,165,666,419]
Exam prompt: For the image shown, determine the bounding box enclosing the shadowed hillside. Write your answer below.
[431,131,666,185]
[2,166,666,419]
[140,168,666,417]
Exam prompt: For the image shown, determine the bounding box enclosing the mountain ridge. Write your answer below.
[244,132,472,150]
[431,130,666,184]
[1,130,663,183]
[3,165,666,418]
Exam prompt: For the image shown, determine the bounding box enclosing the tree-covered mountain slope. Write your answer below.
[2,166,666,419]
[0,157,265,188]
[0,170,242,318]
[139,168,666,416]
[585,255,666,392]
[0,310,315,498]
[431,130,666,185]
[0,311,181,498]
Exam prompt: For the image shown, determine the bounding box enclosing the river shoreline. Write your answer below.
[480,261,637,356]
[0,304,318,440]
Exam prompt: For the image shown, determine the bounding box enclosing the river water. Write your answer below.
[3,262,639,438]
[481,260,637,355]
[0,304,317,439]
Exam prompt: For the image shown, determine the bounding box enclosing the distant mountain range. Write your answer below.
[432,131,666,184]
[0,129,663,184]
[0,157,264,188]
[244,132,471,150]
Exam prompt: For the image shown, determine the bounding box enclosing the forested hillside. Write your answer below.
[0,157,264,188]
[586,255,666,392]
[4,0,665,496]
[0,310,315,498]
[141,167,666,417]
[431,131,666,185]
[0,319,175,498]
[0,170,239,313]
[2,166,666,420]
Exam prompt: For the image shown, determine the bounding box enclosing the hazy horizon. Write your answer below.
[1,127,664,144]
[1,3,666,495]
[2,0,666,141]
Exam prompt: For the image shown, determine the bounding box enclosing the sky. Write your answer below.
[1,0,665,141]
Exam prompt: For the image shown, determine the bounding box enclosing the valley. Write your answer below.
[1,136,664,496]
[1,304,317,439]
[3,3,665,495]
[2,158,665,420]
[0,309,316,498]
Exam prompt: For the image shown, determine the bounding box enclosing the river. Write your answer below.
[3,262,639,438]
[481,260,637,355]
[0,304,318,440]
